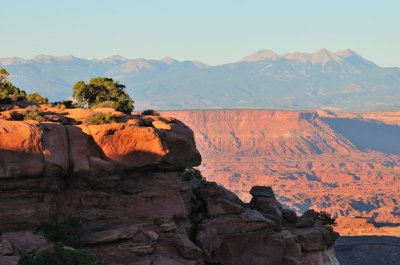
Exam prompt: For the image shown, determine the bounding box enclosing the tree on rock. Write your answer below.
[0,67,27,103]
[0,68,9,83]
[72,77,134,114]
[27,92,49,104]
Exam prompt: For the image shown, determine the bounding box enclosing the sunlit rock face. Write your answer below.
[0,112,340,265]
[165,109,400,224]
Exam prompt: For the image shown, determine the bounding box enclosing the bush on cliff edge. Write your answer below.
[83,112,114,125]
[181,168,205,184]
[316,211,337,226]
[140,109,160,116]
[9,106,45,122]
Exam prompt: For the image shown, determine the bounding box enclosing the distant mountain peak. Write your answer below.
[280,49,343,64]
[102,55,128,62]
[33,54,56,62]
[313,48,342,64]
[241,48,378,66]
[58,55,78,61]
[335,49,379,68]
[162,56,178,64]
[335,49,359,58]
[241,50,278,62]
[0,57,27,65]
[32,54,79,62]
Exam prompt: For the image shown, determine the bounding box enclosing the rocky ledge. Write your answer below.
[0,114,339,265]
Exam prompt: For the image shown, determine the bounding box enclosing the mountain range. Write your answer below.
[1,49,399,110]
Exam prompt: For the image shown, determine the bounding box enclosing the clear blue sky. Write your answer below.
[1,0,399,66]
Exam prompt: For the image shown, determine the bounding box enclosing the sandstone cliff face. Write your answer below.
[0,115,339,265]
[165,110,400,223]
[163,110,353,156]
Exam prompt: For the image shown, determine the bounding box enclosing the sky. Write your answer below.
[1,0,399,66]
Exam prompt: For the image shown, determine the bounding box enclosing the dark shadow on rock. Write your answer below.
[322,117,400,154]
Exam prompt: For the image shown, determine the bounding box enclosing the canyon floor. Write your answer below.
[164,109,400,231]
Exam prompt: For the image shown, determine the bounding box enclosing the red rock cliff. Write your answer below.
[0,113,339,265]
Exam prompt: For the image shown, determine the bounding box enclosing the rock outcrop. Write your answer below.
[0,114,339,265]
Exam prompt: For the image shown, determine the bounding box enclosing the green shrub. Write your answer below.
[53,102,67,110]
[316,211,337,226]
[9,111,24,121]
[51,100,75,109]
[9,107,45,122]
[181,168,205,182]
[92,101,118,109]
[62,100,75,109]
[140,109,160,116]
[26,93,48,104]
[153,217,165,226]
[38,218,82,246]
[23,106,45,122]
[0,67,26,103]
[17,254,36,265]
[83,112,114,125]
[17,243,103,265]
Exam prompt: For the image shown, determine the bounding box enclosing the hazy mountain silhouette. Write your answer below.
[1,49,399,110]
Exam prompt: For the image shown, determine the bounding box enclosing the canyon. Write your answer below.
[164,109,400,225]
[0,107,340,265]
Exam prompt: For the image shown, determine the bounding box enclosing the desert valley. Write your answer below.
[2,1,400,264]
[165,109,400,226]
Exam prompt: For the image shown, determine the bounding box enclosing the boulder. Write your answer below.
[81,225,141,245]
[0,239,13,256]
[197,183,244,217]
[296,209,318,228]
[282,209,298,224]
[292,228,325,252]
[0,116,201,180]
[248,186,283,226]
[0,120,43,180]
[130,244,154,255]
[41,123,69,178]
[249,196,283,226]
[174,233,202,260]
[242,208,271,222]
[0,232,50,255]
[250,186,276,199]
[0,256,19,265]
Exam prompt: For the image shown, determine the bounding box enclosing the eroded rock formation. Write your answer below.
[165,110,400,223]
[0,114,339,265]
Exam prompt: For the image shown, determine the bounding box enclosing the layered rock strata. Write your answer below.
[164,110,400,223]
[0,115,339,265]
